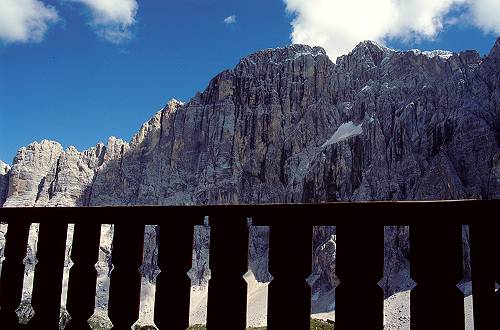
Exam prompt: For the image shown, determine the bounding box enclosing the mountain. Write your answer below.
[4,40,499,207]
[1,38,499,325]
[0,161,9,206]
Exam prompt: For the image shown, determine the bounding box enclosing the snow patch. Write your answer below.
[286,50,324,61]
[361,40,397,53]
[422,50,454,59]
[322,121,363,147]
[168,98,184,106]
[361,85,372,92]
[409,49,454,60]
[0,160,10,172]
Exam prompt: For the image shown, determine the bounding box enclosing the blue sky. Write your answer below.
[0,0,498,164]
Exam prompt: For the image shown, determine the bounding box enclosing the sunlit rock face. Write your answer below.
[2,39,499,306]
[0,161,10,207]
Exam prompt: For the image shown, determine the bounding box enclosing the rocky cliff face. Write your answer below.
[2,137,127,208]
[1,39,499,305]
[0,161,10,206]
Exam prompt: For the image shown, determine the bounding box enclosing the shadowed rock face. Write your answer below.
[1,39,499,297]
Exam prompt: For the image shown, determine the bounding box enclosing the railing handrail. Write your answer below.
[0,199,496,226]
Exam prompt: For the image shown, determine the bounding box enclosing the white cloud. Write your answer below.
[283,0,499,60]
[224,15,237,25]
[70,0,138,43]
[469,0,500,34]
[0,0,59,43]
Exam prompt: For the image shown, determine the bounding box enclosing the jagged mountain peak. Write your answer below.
[14,139,64,163]
[130,98,185,147]
[337,40,395,67]
[407,49,455,60]
[258,43,326,57]
[1,39,499,325]
[352,39,456,61]
[355,40,396,54]
[2,40,498,215]
[0,160,9,173]
[241,43,328,66]
[489,36,500,59]
[166,98,184,109]
[3,134,129,207]
[0,160,9,206]
[25,139,63,150]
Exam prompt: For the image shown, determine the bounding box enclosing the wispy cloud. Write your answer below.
[0,0,59,43]
[283,0,500,60]
[70,0,138,44]
[224,15,237,25]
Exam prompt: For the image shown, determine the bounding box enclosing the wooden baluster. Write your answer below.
[335,224,384,330]
[267,223,313,330]
[108,223,144,330]
[65,223,101,330]
[410,224,464,330]
[470,222,498,329]
[28,222,69,329]
[0,221,30,328]
[206,215,249,330]
[154,224,194,329]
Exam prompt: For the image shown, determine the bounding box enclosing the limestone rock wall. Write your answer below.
[2,39,499,301]
[0,161,10,206]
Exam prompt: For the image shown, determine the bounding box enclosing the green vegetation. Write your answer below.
[186,318,334,330]
[310,318,335,330]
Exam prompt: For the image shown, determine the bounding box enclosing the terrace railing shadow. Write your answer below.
[0,201,498,329]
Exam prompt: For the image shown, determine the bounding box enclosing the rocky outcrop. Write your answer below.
[78,40,498,209]
[4,140,63,207]
[0,161,10,206]
[2,39,499,305]
[304,41,498,202]
[3,137,128,208]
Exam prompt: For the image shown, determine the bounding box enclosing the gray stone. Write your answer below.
[2,38,499,311]
[0,161,10,207]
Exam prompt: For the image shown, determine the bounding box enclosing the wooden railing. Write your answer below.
[0,201,498,330]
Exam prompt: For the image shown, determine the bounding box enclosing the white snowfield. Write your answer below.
[286,50,325,62]
[408,49,454,60]
[322,121,363,147]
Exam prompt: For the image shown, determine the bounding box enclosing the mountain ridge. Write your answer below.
[1,39,499,326]
[2,37,498,169]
